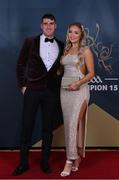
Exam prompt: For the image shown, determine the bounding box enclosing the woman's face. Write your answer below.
[68,25,82,44]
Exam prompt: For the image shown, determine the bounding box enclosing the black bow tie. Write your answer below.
[45,37,54,43]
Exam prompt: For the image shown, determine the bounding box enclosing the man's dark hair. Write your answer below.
[41,14,56,23]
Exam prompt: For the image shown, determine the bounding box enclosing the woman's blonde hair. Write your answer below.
[64,22,86,55]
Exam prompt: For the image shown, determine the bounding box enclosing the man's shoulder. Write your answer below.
[55,37,64,44]
[55,38,64,47]
[24,34,40,43]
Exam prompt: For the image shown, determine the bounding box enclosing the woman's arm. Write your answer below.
[78,47,95,86]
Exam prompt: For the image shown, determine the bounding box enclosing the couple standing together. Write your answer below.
[13,14,94,177]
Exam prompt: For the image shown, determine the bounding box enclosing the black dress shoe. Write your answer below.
[40,161,52,173]
[12,164,29,176]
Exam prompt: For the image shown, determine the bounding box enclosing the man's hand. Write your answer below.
[21,87,27,95]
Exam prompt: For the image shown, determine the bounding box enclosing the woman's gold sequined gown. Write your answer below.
[61,54,90,159]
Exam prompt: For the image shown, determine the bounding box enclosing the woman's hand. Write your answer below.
[67,81,81,91]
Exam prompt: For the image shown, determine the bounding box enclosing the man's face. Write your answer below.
[41,18,57,38]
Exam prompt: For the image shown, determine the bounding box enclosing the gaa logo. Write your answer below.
[90,75,103,84]
[89,75,108,91]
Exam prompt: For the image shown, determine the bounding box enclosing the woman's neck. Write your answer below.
[69,44,79,54]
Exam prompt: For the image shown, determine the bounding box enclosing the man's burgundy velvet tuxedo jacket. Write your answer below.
[16,34,64,91]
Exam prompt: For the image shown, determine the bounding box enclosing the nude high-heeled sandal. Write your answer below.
[71,157,81,172]
[71,165,79,172]
[60,160,73,177]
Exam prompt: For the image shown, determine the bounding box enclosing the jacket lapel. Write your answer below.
[48,37,63,71]
[33,35,48,71]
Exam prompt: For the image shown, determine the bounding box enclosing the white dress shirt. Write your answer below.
[39,34,59,71]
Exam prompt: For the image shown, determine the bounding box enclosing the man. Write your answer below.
[12,14,64,176]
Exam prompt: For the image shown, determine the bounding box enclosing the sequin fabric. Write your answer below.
[60,54,90,159]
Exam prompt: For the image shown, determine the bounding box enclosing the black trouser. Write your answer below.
[19,88,58,165]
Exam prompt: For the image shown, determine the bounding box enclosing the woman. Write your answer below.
[60,22,94,177]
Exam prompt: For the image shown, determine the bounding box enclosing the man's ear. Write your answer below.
[55,23,57,30]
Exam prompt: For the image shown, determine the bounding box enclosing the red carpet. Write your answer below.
[0,150,119,179]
